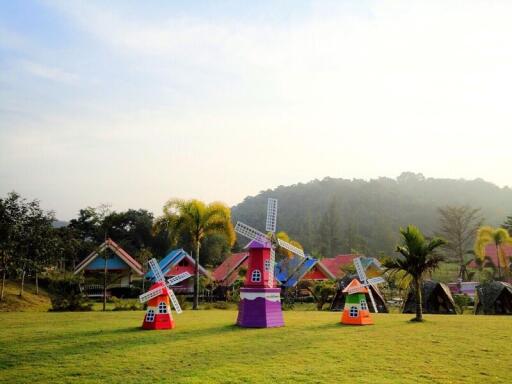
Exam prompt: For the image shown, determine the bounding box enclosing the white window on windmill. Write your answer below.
[360,299,368,311]
[251,269,262,282]
[349,306,359,317]
[158,302,168,314]
[146,309,155,322]
[264,260,271,271]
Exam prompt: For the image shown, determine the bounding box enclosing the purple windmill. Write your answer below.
[234,198,305,328]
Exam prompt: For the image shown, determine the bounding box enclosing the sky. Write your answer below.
[1,0,511,220]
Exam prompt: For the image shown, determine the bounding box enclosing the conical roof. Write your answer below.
[342,278,368,294]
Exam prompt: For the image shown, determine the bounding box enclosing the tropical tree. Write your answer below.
[154,199,235,309]
[474,226,512,280]
[437,205,483,280]
[503,215,512,236]
[383,225,445,322]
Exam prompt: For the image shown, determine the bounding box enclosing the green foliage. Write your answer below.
[300,280,336,310]
[232,173,511,256]
[474,226,512,280]
[452,294,472,314]
[384,225,446,321]
[46,274,92,312]
[111,298,142,311]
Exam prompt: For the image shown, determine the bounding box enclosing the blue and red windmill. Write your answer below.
[234,198,306,328]
[138,258,191,330]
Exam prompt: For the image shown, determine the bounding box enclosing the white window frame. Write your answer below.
[349,306,358,318]
[360,299,368,311]
[146,309,155,322]
[251,269,262,282]
[158,302,168,314]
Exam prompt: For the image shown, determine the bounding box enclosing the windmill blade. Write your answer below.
[235,222,268,244]
[367,276,385,285]
[267,248,276,288]
[139,286,164,303]
[167,272,192,286]
[168,289,182,314]
[277,238,305,258]
[353,257,367,283]
[367,287,379,313]
[265,198,278,233]
[148,258,166,283]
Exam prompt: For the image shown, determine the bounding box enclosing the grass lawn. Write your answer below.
[0,310,510,384]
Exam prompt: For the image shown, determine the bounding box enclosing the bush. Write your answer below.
[111,298,142,311]
[453,294,472,314]
[109,286,142,299]
[212,301,230,310]
[47,274,92,312]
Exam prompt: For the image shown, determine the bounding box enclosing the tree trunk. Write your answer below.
[1,270,6,301]
[35,271,39,295]
[103,256,107,312]
[414,278,423,322]
[193,242,200,310]
[496,244,502,281]
[19,269,26,297]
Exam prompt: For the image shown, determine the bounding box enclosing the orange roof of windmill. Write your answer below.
[342,278,368,294]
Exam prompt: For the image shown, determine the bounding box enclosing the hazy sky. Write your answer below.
[1,0,511,220]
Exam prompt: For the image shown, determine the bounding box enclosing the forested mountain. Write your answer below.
[231,172,512,257]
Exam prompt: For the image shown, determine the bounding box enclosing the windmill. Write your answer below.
[235,198,305,288]
[233,198,303,327]
[138,258,191,330]
[348,257,386,313]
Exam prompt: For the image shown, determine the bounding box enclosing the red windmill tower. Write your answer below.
[139,258,191,330]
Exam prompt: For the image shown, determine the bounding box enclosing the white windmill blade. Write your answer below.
[265,198,278,233]
[139,286,164,303]
[168,289,182,314]
[367,288,379,313]
[353,257,367,282]
[235,221,268,244]
[148,258,166,283]
[167,272,192,286]
[367,276,385,285]
[268,248,276,288]
[277,238,305,258]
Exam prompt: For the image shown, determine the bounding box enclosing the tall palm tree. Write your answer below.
[155,199,235,309]
[474,226,512,280]
[383,225,445,322]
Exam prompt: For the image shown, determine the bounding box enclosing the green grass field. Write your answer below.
[0,310,510,384]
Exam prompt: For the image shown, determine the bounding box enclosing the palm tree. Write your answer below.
[474,226,512,280]
[383,225,445,322]
[155,199,235,309]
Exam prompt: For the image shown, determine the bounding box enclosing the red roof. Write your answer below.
[469,244,512,269]
[212,253,249,286]
[319,254,359,279]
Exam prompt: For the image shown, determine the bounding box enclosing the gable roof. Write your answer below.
[74,238,144,276]
[475,281,512,314]
[145,249,210,281]
[468,244,512,269]
[319,254,359,279]
[212,252,250,286]
[275,256,318,287]
[342,278,368,294]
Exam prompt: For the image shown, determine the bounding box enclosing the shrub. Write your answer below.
[453,294,472,314]
[47,274,92,312]
[109,286,142,299]
[112,298,142,311]
[212,301,230,310]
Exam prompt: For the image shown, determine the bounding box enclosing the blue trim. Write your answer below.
[86,255,130,271]
[275,256,318,287]
[145,249,188,281]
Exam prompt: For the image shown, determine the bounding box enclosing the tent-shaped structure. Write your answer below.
[145,249,210,294]
[74,238,144,297]
[402,280,456,314]
[474,281,512,315]
[275,256,318,288]
[330,275,388,313]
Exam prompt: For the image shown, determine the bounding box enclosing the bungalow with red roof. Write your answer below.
[468,244,512,271]
[212,252,249,287]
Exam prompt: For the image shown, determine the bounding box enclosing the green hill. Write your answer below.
[232,172,512,257]
[0,281,51,312]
